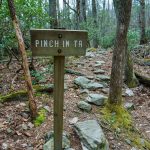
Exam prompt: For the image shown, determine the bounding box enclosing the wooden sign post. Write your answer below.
[30,29,88,150]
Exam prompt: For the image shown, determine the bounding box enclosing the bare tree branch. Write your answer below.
[63,0,77,14]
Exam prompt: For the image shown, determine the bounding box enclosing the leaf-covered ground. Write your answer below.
[0,48,150,149]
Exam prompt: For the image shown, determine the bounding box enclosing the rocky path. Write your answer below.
[0,49,150,149]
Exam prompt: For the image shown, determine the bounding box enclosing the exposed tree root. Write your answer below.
[135,71,150,87]
[0,85,53,103]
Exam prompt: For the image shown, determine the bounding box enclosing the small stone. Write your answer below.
[124,102,135,110]
[2,143,8,150]
[21,143,28,148]
[131,147,137,150]
[86,94,108,106]
[22,124,28,130]
[20,102,26,107]
[125,89,134,96]
[86,52,95,58]
[94,64,102,67]
[27,147,34,150]
[86,76,94,80]
[95,61,105,64]
[86,82,104,90]
[79,89,89,94]
[44,106,51,112]
[28,122,34,129]
[77,101,92,112]
[94,69,105,74]
[125,139,131,145]
[7,128,13,134]
[102,88,109,94]
[74,76,90,89]
[96,75,110,81]
[69,117,78,125]
[21,112,29,119]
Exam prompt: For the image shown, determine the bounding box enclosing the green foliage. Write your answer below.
[34,108,47,127]
[31,70,46,85]
[146,27,150,41]
[127,29,140,49]
[100,33,115,48]
[0,0,49,58]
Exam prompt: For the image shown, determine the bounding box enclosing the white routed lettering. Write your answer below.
[55,40,59,47]
[74,40,78,47]
[44,40,48,47]
[79,40,82,47]
[35,40,84,48]
[35,40,39,47]
[49,40,53,47]
[66,40,69,47]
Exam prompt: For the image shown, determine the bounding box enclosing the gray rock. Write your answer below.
[74,120,109,150]
[81,143,89,150]
[2,143,8,150]
[86,94,108,106]
[86,52,95,58]
[95,61,105,64]
[79,89,89,95]
[22,124,28,130]
[74,77,90,89]
[94,69,105,74]
[65,148,75,150]
[124,102,135,110]
[44,106,51,112]
[131,147,137,150]
[77,101,92,112]
[7,128,13,134]
[69,117,78,125]
[86,76,95,80]
[125,89,134,97]
[44,131,70,150]
[102,88,109,94]
[74,77,104,90]
[96,75,110,81]
[94,64,102,67]
[86,82,104,90]
[21,112,29,119]
[28,122,34,129]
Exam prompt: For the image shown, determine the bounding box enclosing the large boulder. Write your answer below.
[74,120,109,150]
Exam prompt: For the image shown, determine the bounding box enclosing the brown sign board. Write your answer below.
[30,29,88,56]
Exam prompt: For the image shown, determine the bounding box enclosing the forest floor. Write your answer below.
[0,48,150,150]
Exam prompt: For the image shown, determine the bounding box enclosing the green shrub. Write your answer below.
[34,108,47,127]
[128,29,140,49]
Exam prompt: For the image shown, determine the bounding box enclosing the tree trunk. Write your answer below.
[76,0,80,29]
[139,0,147,44]
[125,47,139,88]
[80,0,86,22]
[109,0,132,105]
[92,0,98,48]
[7,0,37,119]
[49,0,58,28]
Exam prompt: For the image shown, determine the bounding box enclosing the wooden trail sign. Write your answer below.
[30,29,88,150]
[30,29,88,56]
